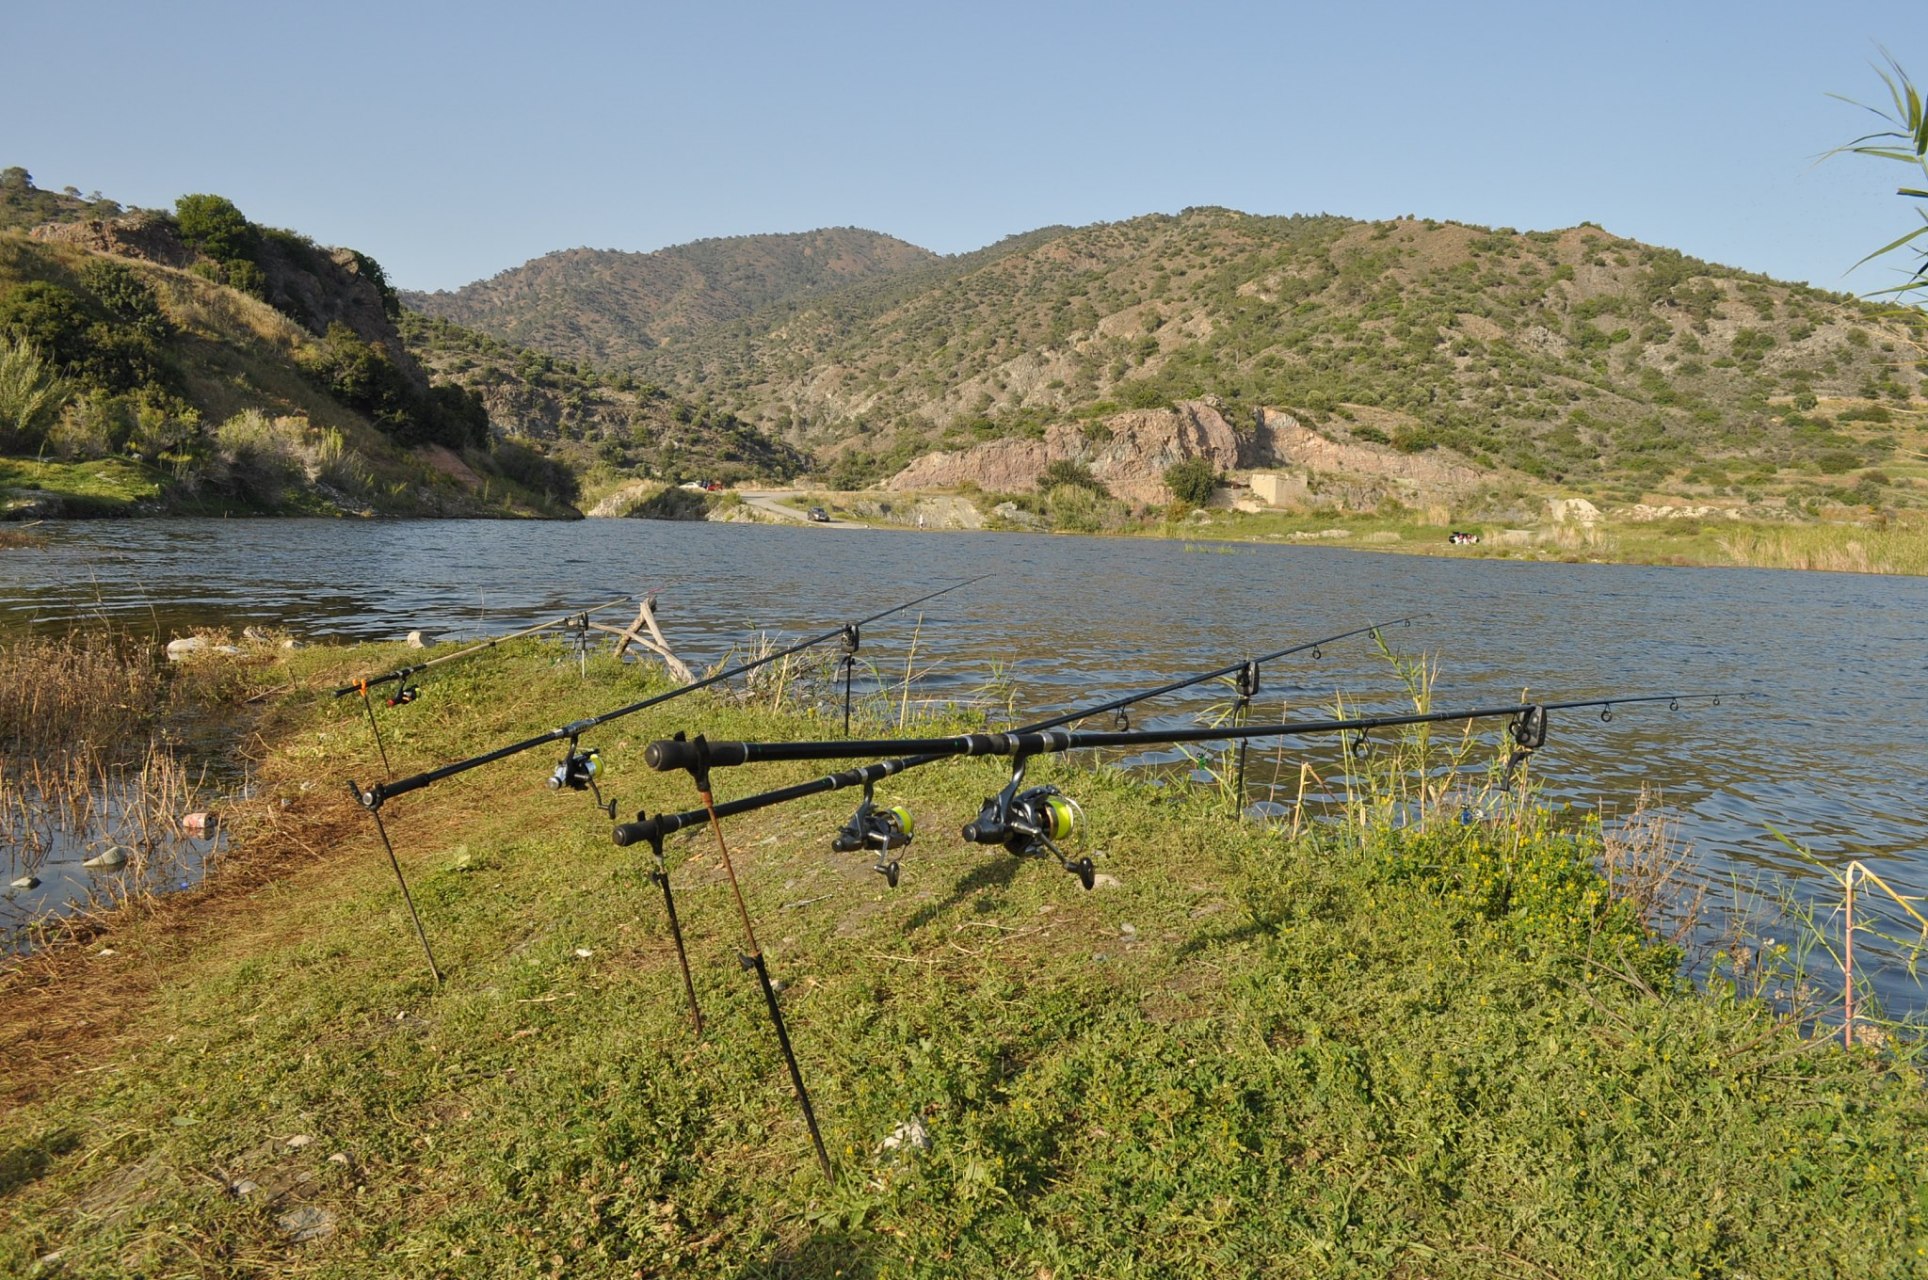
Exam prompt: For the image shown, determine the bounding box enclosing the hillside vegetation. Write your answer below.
[399,312,805,498]
[402,229,939,366]
[599,210,1928,504]
[0,172,808,516]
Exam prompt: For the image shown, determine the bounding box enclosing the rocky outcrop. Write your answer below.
[886,399,1251,506]
[31,212,197,268]
[1258,409,1489,500]
[255,240,418,376]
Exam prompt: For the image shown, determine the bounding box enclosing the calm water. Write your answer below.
[7,519,1926,1010]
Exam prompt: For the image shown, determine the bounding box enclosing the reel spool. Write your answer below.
[962,783,1093,890]
[386,685,420,708]
[549,746,616,818]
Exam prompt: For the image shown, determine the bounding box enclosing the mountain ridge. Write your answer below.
[401,228,939,365]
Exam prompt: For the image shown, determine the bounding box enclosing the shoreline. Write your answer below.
[720,486,1928,577]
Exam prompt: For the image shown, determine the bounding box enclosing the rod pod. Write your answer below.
[675,736,834,1181]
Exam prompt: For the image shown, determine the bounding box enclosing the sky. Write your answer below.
[6,0,1924,297]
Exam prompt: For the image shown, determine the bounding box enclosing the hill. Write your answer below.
[401,228,939,366]
[0,172,773,518]
[398,312,806,497]
[0,166,126,233]
[590,210,1928,510]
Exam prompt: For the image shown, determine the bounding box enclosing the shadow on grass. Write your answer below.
[1173,918,1272,959]
[904,857,1022,933]
[0,1127,80,1197]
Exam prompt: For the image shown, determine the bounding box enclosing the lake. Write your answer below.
[7,518,1925,1013]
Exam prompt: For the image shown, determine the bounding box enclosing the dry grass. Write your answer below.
[1598,787,1704,950]
[0,628,161,756]
[1717,521,1928,575]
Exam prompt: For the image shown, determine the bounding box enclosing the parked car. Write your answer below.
[806,506,831,523]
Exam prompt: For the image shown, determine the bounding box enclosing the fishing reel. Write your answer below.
[386,684,420,708]
[961,756,1093,890]
[1500,704,1548,788]
[549,743,616,818]
[830,780,912,887]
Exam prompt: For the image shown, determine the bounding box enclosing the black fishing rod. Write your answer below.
[644,693,1718,775]
[348,576,985,813]
[604,616,1412,1180]
[343,575,984,985]
[330,594,642,699]
[638,692,1721,889]
[611,614,1420,867]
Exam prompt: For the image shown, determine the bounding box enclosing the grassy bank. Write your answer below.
[2,639,1924,1277]
[758,487,1928,577]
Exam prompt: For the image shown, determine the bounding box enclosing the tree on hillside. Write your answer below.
[1830,53,1928,298]
[174,193,257,262]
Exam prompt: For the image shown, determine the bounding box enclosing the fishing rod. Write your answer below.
[639,692,1723,889]
[344,576,985,984]
[330,594,643,700]
[602,614,1411,1160]
[611,614,1421,879]
[334,593,645,780]
[348,576,984,813]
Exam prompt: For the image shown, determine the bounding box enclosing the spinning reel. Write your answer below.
[961,755,1093,890]
[1500,703,1548,788]
[549,742,616,817]
[386,684,420,707]
[830,779,912,887]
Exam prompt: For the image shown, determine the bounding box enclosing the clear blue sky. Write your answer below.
[6,1,1923,296]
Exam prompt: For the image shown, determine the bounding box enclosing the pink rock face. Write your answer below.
[885,401,1250,506]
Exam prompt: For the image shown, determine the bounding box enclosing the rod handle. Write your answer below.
[612,817,660,848]
[645,736,748,773]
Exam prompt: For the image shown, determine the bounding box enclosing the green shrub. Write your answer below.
[1164,455,1218,505]
[1038,459,1106,494]
[173,193,256,261]
[0,336,68,452]
[492,437,581,503]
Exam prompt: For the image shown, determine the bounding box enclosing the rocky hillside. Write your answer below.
[401,228,938,366]
[0,174,578,518]
[602,210,1926,507]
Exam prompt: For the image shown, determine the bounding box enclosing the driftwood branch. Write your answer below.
[599,596,693,683]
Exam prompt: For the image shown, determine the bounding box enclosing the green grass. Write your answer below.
[0,456,169,516]
[2,641,1925,1277]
